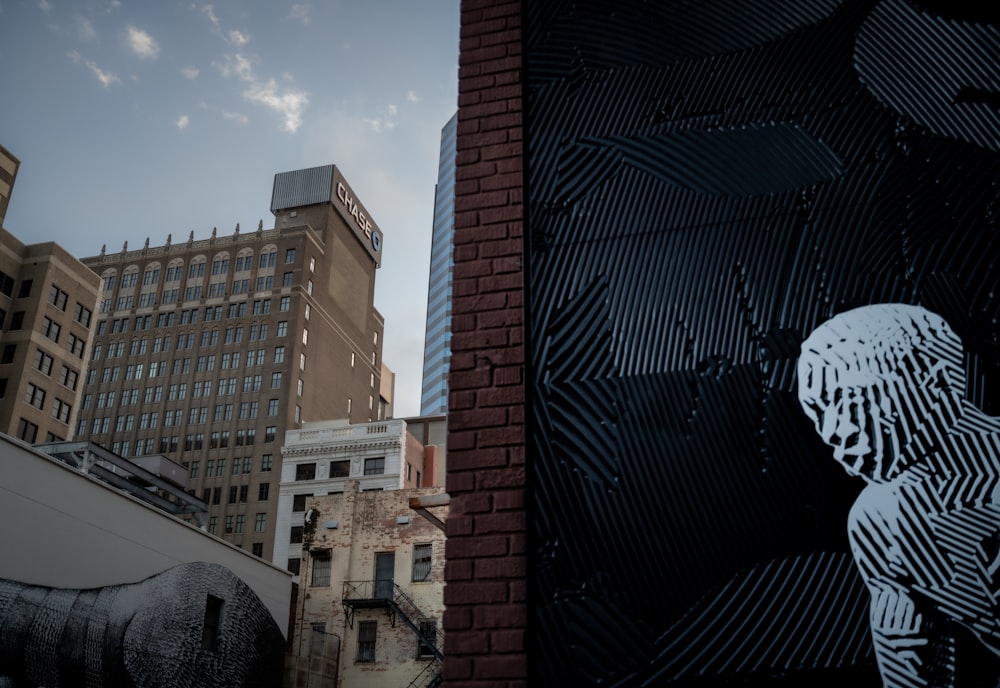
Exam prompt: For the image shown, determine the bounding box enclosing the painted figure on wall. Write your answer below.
[798,304,1000,687]
[0,562,284,688]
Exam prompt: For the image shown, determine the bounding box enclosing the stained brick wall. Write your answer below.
[443,0,527,686]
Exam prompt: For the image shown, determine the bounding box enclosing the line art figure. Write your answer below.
[798,303,1000,687]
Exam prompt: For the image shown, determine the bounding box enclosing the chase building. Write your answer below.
[77,164,387,563]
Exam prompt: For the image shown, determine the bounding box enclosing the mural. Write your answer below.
[525,0,1000,685]
[0,562,284,687]
[799,304,1000,687]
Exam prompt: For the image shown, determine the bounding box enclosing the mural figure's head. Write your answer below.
[797,303,964,483]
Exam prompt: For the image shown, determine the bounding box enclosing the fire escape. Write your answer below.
[342,580,444,688]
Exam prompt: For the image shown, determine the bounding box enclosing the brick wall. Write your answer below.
[443,0,526,686]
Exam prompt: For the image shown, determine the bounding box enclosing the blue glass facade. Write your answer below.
[419,113,457,416]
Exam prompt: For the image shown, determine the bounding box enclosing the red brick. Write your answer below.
[445,515,473,538]
[475,467,525,491]
[445,471,474,493]
[475,656,527,680]
[442,656,472,681]
[449,630,491,655]
[473,604,527,629]
[480,206,522,225]
[444,607,473,631]
[444,580,509,605]
[448,429,477,451]
[490,629,524,654]
[451,330,508,351]
[459,45,510,67]
[473,556,526,580]
[446,535,510,560]
[493,490,524,511]
[449,390,476,411]
[455,492,493,514]
[492,365,522,386]
[449,408,508,431]
[474,512,525,536]
[449,448,510,472]
[476,386,523,408]
[476,426,524,448]
[478,309,522,329]
[446,559,473,581]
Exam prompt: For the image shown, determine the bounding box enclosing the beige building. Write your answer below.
[275,417,443,574]
[0,224,101,445]
[0,145,18,225]
[75,164,388,562]
[285,480,447,688]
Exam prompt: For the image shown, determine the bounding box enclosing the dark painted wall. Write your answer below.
[525,0,1000,684]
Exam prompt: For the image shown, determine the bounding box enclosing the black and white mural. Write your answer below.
[525,0,1000,685]
[799,305,1000,687]
[0,562,284,687]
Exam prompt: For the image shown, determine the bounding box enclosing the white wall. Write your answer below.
[0,434,292,635]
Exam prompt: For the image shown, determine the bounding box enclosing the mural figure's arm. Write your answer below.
[866,580,955,688]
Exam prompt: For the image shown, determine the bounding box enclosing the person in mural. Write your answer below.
[797,303,1000,687]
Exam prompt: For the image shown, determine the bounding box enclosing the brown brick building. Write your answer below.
[75,164,388,563]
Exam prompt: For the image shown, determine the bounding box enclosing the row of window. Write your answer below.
[87,361,287,388]
[95,332,292,362]
[100,287,297,314]
[102,299,297,335]
[203,511,267,535]
[80,422,277,448]
[102,248,304,292]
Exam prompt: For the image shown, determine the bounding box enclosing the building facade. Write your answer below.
[0,145,18,225]
[284,481,447,688]
[419,113,457,417]
[275,418,436,576]
[76,164,386,562]
[0,226,101,445]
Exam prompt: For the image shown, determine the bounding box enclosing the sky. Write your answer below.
[0,0,460,418]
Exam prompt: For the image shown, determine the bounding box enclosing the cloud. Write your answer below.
[76,17,97,41]
[127,26,159,59]
[289,4,311,25]
[176,115,191,129]
[38,0,52,14]
[222,111,249,125]
[68,50,121,89]
[365,104,399,132]
[407,90,419,104]
[182,65,200,79]
[215,53,308,133]
[200,4,250,46]
[106,0,121,11]
[228,29,249,46]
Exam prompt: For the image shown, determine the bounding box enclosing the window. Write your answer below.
[1,345,14,364]
[258,482,270,501]
[412,544,432,582]
[52,399,72,424]
[274,346,285,363]
[252,543,264,557]
[41,317,61,343]
[311,553,331,587]
[201,595,224,652]
[33,349,53,375]
[292,493,313,512]
[24,383,45,409]
[271,372,282,389]
[68,334,85,358]
[302,329,308,346]
[330,460,350,478]
[268,399,279,416]
[417,620,437,659]
[17,280,32,298]
[295,464,316,481]
[290,526,304,544]
[279,296,290,312]
[189,461,200,479]
[357,621,377,662]
[235,514,245,534]
[254,513,266,532]
[277,321,288,337]
[261,454,273,471]
[364,457,385,476]
[208,516,218,535]
[282,272,293,287]
[285,248,297,264]
[287,558,301,575]
[17,418,38,443]
[0,271,13,297]
[49,285,68,310]
[59,365,78,391]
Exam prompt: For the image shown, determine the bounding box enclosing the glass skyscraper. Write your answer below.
[419,113,457,416]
